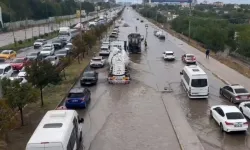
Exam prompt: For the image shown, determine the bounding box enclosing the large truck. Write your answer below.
[58,27,79,43]
[128,33,142,53]
[107,41,130,84]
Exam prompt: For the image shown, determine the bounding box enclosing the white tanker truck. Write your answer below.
[107,41,130,84]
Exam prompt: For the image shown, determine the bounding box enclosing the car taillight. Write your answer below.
[225,121,234,125]
[192,57,196,61]
[248,95,250,99]
[244,122,248,125]
[236,96,241,100]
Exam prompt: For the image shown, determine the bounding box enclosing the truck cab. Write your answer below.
[128,33,142,53]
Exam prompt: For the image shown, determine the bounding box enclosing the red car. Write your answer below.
[10,57,27,71]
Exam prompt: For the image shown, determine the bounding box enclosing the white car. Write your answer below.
[239,102,250,119]
[163,51,175,60]
[0,64,13,79]
[44,56,59,66]
[33,39,47,49]
[41,44,55,57]
[210,105,248,132]
[182,54,196,64]
[99,45,110,56]
[9,76,27,84]
[18,67,26,78]
[90,56,105,68]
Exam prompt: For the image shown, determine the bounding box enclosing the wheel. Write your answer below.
[220,123,224,132]
[230,97,234,103]
[79,131,82,142]
[210,110,213,118]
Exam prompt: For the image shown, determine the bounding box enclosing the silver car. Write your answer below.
[220,84,250,103]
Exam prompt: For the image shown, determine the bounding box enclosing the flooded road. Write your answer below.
[66,8,250,150]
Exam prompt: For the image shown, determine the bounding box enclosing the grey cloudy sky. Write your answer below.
[116,0,250,4]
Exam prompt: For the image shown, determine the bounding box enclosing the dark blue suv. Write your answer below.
[65,88,91,109]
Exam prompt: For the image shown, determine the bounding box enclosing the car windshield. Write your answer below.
[65,45,72,48]
[68,93,85,98]
[36,39,44,42]
[92,58,101,61]
[53,40,61,43]
[45,57,54,61]
[234,88,248,94]
[191,79,208,87]
[27,57,36,61]
[83,72,94,77]
[57,50,67,54]
[42,49,51,51]
[187,55,194,58]
[12,58,24,63]
[1,51,9,54]
[29,53,37,56]
[226,112,244,120]
[0,69,3,74]
[101,48,108,51]
[245,103,250,109]
[165,53,173,55]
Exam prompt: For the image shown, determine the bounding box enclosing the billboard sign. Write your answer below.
[151,0,192,2]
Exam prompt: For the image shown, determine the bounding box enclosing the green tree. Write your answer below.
[83,32,97,51]
[25,60,62,107]
[72,35,86,63]
[3,80,38,126]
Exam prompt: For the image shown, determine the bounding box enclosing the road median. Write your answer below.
[161,94,205,150]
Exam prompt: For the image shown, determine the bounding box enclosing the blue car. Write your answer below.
[65,88,91,109]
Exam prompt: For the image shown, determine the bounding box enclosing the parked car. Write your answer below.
[182,54,196,64]
[210,105,248,132]
[9,76,27,84]
[27,52,41,58]
[52,39,64,49]
[162,51,175,61]
[17,67,26,78]
[0,50,16,59]
[65,88,91,108]
[0,64,13,79]
[41,44,55,57]
[55,49,70,59]
[33,39,47,49]
[220,84,250,103]
[90,56,105,68]
[239,102,250,119]
[10,57,27,71]
[44,56,59,66]
[80,71,98,86]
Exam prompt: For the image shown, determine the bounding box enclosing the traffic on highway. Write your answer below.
[4,6,250,150]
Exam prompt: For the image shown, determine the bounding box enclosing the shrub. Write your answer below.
[18,40,23,44]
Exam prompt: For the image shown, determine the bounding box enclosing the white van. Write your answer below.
[180,65,209,99]
[26,110,84,150]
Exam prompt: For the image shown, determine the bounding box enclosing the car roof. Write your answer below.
[213,105,240,113]
[186,54,194,56]
[45,56,56,58]
[101,45,109,48]
[44,44,53,46]
[165,51,174,53]
[92,56,102,59]
[69,88,86,93]
[2,50,13,53]
[36,39,45,41]
[66,43,72,45]
[84,70,95,74]
[229,84,245,89]
[0,63,11,68]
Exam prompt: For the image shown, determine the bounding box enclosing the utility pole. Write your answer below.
[8,1,16,46]
[80,1,82,41]
[188,2,192,42]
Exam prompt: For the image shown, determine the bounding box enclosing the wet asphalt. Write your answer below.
[69,8,250,150]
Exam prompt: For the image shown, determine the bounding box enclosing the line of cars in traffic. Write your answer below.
[155,26,250,133]
[0,37,74,84]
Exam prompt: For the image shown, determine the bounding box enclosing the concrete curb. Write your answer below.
[161,94,205,150]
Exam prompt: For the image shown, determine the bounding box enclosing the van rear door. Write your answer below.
[26,143,63,150]
[190,78,208,96]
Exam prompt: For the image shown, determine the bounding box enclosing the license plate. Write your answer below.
[242,96,248,99]
[72,100,78,102]
[234,123,242,127]
[85,82,91,84]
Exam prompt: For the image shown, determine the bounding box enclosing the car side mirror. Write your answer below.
[79,118,84,123]
[180,72,183,75]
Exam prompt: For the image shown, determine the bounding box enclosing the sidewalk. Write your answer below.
[167,32,250,90]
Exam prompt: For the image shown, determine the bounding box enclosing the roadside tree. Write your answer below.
[25,60,62,107]
[3,80,38,126]
[72,35,87,63]
[83,32,97,54]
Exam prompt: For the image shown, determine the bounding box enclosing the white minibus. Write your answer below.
[180,65,209,99]
[26,110,84,150]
